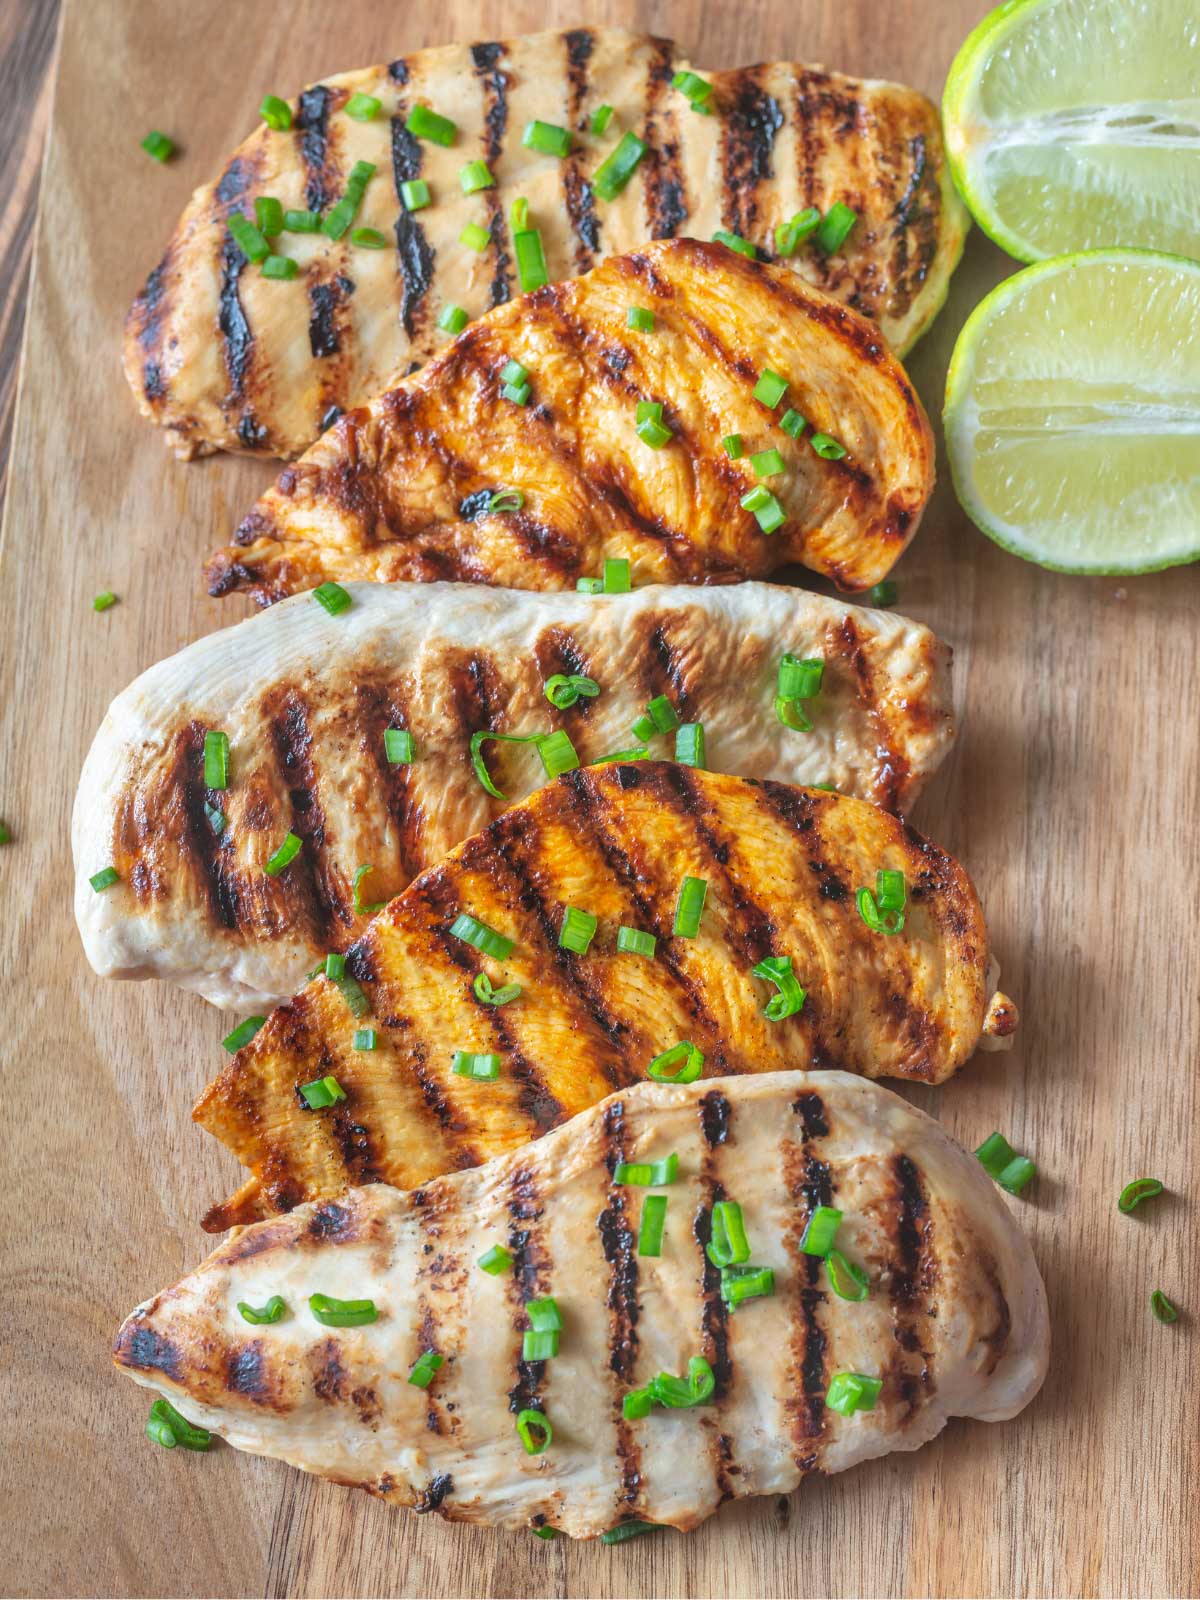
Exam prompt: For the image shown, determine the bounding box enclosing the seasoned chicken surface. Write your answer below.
[194,766,1015,1232]
[126,27,968,461]
[73,582,953,1010]
[206,240,934,603]
[116,1072,1049,1539]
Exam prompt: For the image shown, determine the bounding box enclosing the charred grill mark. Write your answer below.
[297,86,335,211]
[115,1320,182,1380]
[458,488,493,521]
[693,1092,736,1500]
[414,1472,454,1512]
[355,676,426,886]
[391,117,436,339]
[218,233,253,401]
[472,43,512,306]
[793,1091,828,1140]
[721,69,784,239]
[215,158,253,205]
[598,1100,643,1511]
[700,1090,731,1148]
[757,782,851,922]
[225,1342,275,1406]
[310,1336,348,1403]
[782,1116,834,1470]
[330,1112,384,1187]
[562,30,600,269]
[642,38,689,239]
[172,720,242,931]
[642,618,692,712]
[388,59,410,86]
[829,614,908,813]
[887,1153,937,1420]
[416,1296,448,1436]
[307,1199,355,1241]
[309,282,341,360]
[507,1165,551,1416]
[264,688,339,943]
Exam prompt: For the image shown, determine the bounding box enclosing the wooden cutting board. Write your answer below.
[1,0,1196,1594]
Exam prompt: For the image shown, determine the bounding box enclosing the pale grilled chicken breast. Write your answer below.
[206,240,933,603]
[126,27,968,461]
[116,1072,1049,1539]
[194,766,1015,1233]
[73,582,953,1010]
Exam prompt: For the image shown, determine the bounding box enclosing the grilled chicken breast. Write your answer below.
[126,27,968,462]
[195,765,1015,1233]
[116,1071,1048,1539]
[206,240,933,604]
[73,582,953,1010]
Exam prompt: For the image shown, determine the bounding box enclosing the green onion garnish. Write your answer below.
[487,489,524,516]
[407,1350,444,1388]
[473,972,522,1007]
[617,926,657,958]
[203,729,230,790]
[623,1388,654,1420]
[537,728,580,780]
[800,1204,841,1256]
[238,1295,287,1324]
[325,952,346,980]
[353,1028,377,1051]
[500,360,529,395]
[146,1398,211,1451]
[449,912,514,961]
[89,867,120,892]
[638,1194,668,1256]
[203,805,226,836]
[384,727,415,765]
[255,196,284,235]
[675,722,706,768]
[262,254,299,280]
[751,954,806,1020]
[228,212,270,263]
[405,104,458,145]
[722,433,744,459]
[591,746,650,764]
[856,869,906,935]
[222,1015,266,1054]
[753,369,788,409]
[601,1522,655,1545]
[533,1527,558,1540]
[635,401,673,449]
[590,104,614,135]
[707,1200,751,1267]
[438,303,468,334]
[811,432,848,460]
[452,1051,500,1081]
[478,1244,512,1275]
[333,973,370,1017]
[647,1041,703,1084]
[299,1074,346,1109]
[460,221,492,253]
[283,208,321,232]
[469,729,537,800]
[827,1248,870,1302]
[0,821,11,845]
[816,201,857,255]
[399,179,431,214]
[544,673,599,709]
[1118,1178,1165,1213]
[523,1329,560,1361]
[825,1371,881,1416]
[631,693,679,742]
[672,69,714,107]
[576,578,603,593]
[93,590,117,612]
[604,557,631,593]
[673,876,707,938]
[459,159,495,194]
[515,224,550,291]
[774,207,821,257]
[751,448,785,478]
[352,863,386,916]
[614,1152,678,1186]
[345,91,382,122]
[527,1296,562,1332]
[309,1291,377,1327]
[259,95,292,131]
[522,120,571,157]
[648,1356,715,1408]
[516,1408,552,1455]
[780,408,807,440]
[867,580,898,607]
[741,485,786,534]
[1151,1290,1179,1324]
[501,381,531,406]
[720,1264,775,1308]
[778,654,823,701]
[264,831,302,876]
[510,196,530,231]
[351,227,388,249]
[626,306,655,332]
[712,229,756,259]
[592,131,646,201]
[776,699,812,734]
[141,130,175,162]
[559,905,597,955]
[975,1132,1037,1195]
[313,581,352,615]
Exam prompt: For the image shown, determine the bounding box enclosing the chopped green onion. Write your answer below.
[333,973,370,1017]
[352,863,386,916]
[800,1204,842,1257]
[527,1296,562,1332]
[400,178,431,213]
[452,1050,500,1081]
[478,1244,512,1275]
[485,490,524,519]
[707,1200,751,1267]
[309,1291,376,1327]
[635,406,673,449]
[975,1132,1037,1195]
[204,802,227,835]
[522,120,571,157]
[459,159,495,194]
[405,104,458,146]
[313,581,352,615]
[146,1416,176,1449]
[673,876,707,938]
[222,1015,266,1054]
[259,95,293,131]
[283,208,321,232]
[604,557,631,594]
[751,448,785,478]
[460,221,491,253]
[617,926,657,959]
[262,254,299,280]
[89,866,120,892]
[751,954,806,1020]
[238,1295,287,1325]
[590,104,614,135]
[780,408,807,440]
[449,912,514,962]
[627,306,655,332]
[647,1041,703,1085]
[722,433,744,459]
[502,380,532,406]
[811,432,848,460]
[533,1526,558,1540]
[592,131,646,201]
[753,368,788,409]
[203,730,230,790]
[856,870,906,935]
[510,196,530,232]
[0,821,10,845]
[141,130,174,162]
[351,227,388,249]
[325,953,346,980]
[559,905,597,955]
[601,1522,655,1545]
[623,1387,654,1420]
[825,1371,881,1416]
[675,722,706,768]
[264,831,302,876]
[614,1152,678,1186]
[438,303,468,334]
[501,356,529,388]
[816,201,857,255]
[228,212,270,263]
[353,1028,377,1051]
[1151,1290,1179,1324]
[638,1194,668,1256]
[712,229,756,259]
[537,728,580,780]
[876,870,905,913]
[827,1248,870,1302]
[512,226,550,295]
[576,578,603,594]
[672,70,714,106]
[299,1074,346,1110]
[469,730,538,800]
[774,207,821,256]
[407,1350,444,1387]
[147,1398,211,1451]
[384,727,415,765]
[631,694,679,742]
[473,972,522,1007]
[1118,1178,1165,1213]
[776,698,811,734]
[867,580,898,607]
[345,91,382,122]
[591,746,650,764]
[740,485,786,534]
[93,590,117,611]
[719,1264,775,1308]
[516,1408,552,1455]
[523,1329,560,1361]
[778,654,823,701]
[255,196,284,235]
[544,673,600,709]
[648,1356,715,1408]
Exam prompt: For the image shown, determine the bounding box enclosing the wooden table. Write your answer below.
[2,2,1196,1595]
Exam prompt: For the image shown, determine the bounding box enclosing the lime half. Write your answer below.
[943,250,1200,574]
[943,0,1200,262]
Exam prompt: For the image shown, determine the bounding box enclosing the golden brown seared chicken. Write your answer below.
[72,581,954,1010]
[116,1072,1049,1540]
[206,240,934,603]
[126,26,968,461]
[195,765,1016,1233]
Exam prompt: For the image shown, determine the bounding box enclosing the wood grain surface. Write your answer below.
[1,1,1196,1596]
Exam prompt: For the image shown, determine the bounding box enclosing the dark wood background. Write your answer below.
[1,2,1196,1596]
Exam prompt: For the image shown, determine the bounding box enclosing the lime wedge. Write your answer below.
[943,250,1200,574]
[943,0,1200,263]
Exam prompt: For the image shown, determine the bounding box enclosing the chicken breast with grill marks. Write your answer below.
[126,26,968,461]
[72,582,953,1010]
[194,765,1016,1233]
[115,1072,1048,1540]
[205,240,934,603]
